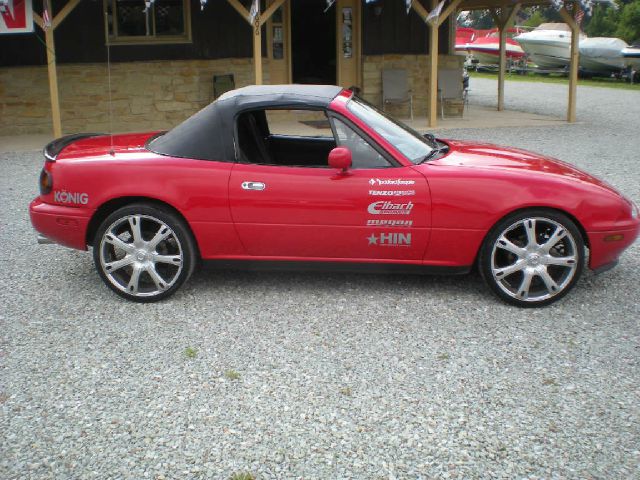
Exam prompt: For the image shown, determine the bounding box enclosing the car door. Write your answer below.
[228,111,430,261]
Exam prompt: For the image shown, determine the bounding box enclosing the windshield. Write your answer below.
[346,97,433,164]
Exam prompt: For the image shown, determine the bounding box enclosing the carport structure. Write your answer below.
[33,0,583,135]
[220,0,583,128]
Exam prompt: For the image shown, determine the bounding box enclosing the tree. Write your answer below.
[615,0,640,43]
[522,9,547,28]
[585,4,619,37]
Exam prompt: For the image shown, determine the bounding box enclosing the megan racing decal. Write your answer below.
[367,201,413,215]
[53,190,89,205]
[367,219,413,227]
[367,232,411,246]
[369,178,415,186]
[369,189,415,196]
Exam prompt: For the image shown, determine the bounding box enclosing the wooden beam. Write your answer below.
[52,0,81,29]
[33,12,44,30]
[411,0,430,22]
[559,4,579,122]
[260,0,287,26]
[227,0,252,25]
[436,0,463,27]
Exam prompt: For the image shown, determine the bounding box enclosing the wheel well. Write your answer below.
[473,206,590,268]
[85,197,197,251]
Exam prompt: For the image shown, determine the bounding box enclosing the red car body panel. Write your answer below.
[29,90,639,274]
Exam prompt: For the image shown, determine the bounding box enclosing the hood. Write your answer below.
[52,132,161,161]
[430,139,622,196]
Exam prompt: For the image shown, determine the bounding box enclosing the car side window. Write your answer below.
[330,118,391,169]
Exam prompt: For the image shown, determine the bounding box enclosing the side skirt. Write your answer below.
[201,260,471,276]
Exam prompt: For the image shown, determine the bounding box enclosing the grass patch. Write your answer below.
[229,472,255,480]
[224,369,241,381]
[469,70,640,91]
[437,352,450,361]
[542,377,558,386]
[184,347,197,359]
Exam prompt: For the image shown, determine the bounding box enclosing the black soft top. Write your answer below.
[148,84,344,161]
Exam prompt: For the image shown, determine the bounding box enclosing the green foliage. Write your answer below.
[615,0,640,43]
[461,10,495,29]
[184,347,197,358]
[585,5,620,38]
[224,369,241,380]
[522,10,547,28]
[229,473,255,480]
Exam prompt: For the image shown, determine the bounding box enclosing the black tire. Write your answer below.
[478,209,585,307]
[92,203,197,302]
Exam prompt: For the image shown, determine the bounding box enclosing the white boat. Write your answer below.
[515,23,585,69]
[621,45,640,69]
[579,37,628,74]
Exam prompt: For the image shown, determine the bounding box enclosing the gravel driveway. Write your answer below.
[1,79,639,479]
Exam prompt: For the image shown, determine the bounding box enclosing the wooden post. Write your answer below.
[45,22,62,137]
[32,0,82,137]
[491,3,520,112]
[253,12,263,85]
[411,0,463,128]
[428,14,439,127]
[559,4,579,123]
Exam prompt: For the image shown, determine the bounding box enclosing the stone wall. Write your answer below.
[0,58,263,135]
[362,54,465,117]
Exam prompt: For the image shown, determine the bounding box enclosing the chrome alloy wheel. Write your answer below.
[490,217,579,303]
[98,214,184,298]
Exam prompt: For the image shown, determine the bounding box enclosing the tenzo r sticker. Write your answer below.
[369,190,415,196]
[367,200,413,215]
[367,219,413,227]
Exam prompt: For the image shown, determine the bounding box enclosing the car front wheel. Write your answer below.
[479,210,585,307]
[93,203,197,302]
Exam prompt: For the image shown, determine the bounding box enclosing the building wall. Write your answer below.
[0,58,264,135]
[362,54,465,117]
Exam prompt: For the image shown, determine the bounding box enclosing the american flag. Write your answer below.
[42,0,52,30]
[575,7,585,26]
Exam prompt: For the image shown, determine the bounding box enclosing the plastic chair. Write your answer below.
[382,69,413,120]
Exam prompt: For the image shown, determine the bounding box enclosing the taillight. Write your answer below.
[39,169,53,195]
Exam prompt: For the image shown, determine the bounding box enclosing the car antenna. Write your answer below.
[106,37,115,156]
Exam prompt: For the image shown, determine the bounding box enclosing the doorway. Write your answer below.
[291,0,336,84]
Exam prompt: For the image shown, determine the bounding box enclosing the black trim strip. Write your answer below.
[201,259,470,276]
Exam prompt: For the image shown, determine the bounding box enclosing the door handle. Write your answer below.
[241,181,266,191]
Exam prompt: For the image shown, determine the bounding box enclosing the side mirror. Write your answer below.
[328,147,352,172]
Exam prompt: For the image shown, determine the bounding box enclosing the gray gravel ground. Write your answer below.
[1,78,639,479]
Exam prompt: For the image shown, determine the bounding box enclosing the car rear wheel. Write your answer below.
[479,210,585,307]
[93,203,197,302]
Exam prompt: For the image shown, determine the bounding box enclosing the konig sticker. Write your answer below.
[367,200,413,215]
[53,190,89,205]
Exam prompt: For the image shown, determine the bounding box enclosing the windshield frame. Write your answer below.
[345,95,434,164]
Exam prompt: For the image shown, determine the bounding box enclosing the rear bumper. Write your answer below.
[587,223,640,271]
[29,198,92,251]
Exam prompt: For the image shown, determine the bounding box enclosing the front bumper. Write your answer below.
[29,198,92,251]
[587,224,640,271]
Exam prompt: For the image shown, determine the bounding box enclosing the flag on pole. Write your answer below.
[200,0,208,11]
[574,7,585,25]
[426,0,445,25]
[405,0,413,15]
[42,0,52,30]
[249,0,259,24]
[324,0,336,13]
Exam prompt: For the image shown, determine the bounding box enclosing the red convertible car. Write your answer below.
[30,85,638,306]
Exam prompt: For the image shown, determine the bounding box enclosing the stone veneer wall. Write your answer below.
[0,58,265,135]
[362,54,465,118]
